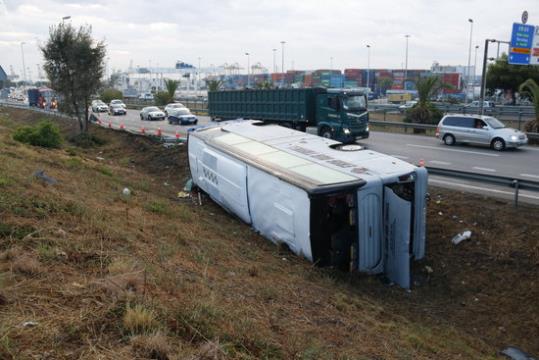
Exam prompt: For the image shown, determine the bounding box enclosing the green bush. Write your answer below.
[404,103,443,125]
[155,91,172,106]
[13,121,63,148]
[99,88,123,104]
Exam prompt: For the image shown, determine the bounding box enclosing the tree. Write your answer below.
[107,72,121,88]
[486,53,539,104]
[404,76,444,125]
[164,79,179,102]
[100,88,123,104]
[41,23,106,133]
[255,80,273,89]
[519,79,539,132]
[155,91,171,106]
[206,79,223,92]
[378,78,393,95]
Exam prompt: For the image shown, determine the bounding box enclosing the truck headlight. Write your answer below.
[343,128,351,135]
[366,125,369,132]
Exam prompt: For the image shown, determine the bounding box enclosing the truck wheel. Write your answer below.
[320,127,333,139]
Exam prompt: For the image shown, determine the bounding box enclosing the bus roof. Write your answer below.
[191,121,417,192]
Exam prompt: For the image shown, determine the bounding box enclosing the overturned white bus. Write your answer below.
[188,120,428,288]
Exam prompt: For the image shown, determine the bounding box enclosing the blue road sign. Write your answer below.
[509,23,535,65]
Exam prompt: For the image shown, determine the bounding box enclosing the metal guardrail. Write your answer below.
[426,166,539,207]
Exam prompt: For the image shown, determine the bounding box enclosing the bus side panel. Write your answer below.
[189,137,251,224]
[413,167,428,260]
[247,166,312,261]
[357,179,384,274]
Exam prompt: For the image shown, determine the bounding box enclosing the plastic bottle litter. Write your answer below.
[452,230,472,245]
[122,187,131,196]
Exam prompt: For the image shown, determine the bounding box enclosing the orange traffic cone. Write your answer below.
[108,121,112,128]
[175,131,180,139]
[140,127,145,135]
[120,123,125,130]
[156,128,162,137]
[419,159,425,167]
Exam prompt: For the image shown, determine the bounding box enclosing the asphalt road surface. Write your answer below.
[93,109,539,204]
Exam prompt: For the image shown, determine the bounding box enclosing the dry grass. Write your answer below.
[123,304,159,336]
[131,331,171,360]
[11,255,41,276]
[0,107,537,359]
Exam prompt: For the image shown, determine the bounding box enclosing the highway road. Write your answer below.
[97,109,538,181]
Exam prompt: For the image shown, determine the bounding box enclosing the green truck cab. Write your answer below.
[208,88,369,143]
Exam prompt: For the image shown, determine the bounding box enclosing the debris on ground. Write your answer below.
[21,321,38,328]
[183,178,193,192]
[452,230,472,245]
[500,346,537,360]
[177,191,190,198]
[96,156,105,161]
[122,187,131,196]
[425,265,434,274]
[33,170,58,185]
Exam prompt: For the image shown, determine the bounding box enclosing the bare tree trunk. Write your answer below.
[84,98,89,133]
[73,101,83,133]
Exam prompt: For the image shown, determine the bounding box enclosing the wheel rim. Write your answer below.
[493,140,503,150]
[322,130,331,138]
[445,135,454,145]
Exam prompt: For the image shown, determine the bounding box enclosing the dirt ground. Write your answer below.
[0,107,537,359]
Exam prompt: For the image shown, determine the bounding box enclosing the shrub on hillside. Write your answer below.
[13,121,63,148]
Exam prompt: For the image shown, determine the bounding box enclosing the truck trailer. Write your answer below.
[188,120,428,288]
[208,88,369,143]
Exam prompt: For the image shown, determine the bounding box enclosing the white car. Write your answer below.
[91,100,109,112]
[164,103,186,115]
[140,106,166,121]
[109,99,126,109]
[399,100,418,112]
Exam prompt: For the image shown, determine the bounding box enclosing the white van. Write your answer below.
[188,121,428,288]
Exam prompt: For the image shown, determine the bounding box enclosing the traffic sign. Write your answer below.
[509,23,535,65]
[522,10,528,24]
[530,26,539,65]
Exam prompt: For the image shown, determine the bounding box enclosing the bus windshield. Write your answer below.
[343,95,367,110]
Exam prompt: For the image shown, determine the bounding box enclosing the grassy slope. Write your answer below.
[0,108,537,359]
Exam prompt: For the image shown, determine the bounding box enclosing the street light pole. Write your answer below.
[62,16,71,23]
[272,48,277,73]
[473,45,479,99]
[197,56,201,94]
[404,35,410,87]
[480,39,496,115]
[330,57,333,70]
[245,52,250,88]
[20,42,26,83]
[280,41,286,73]
[466,18,474,103]
[366,45,371,91]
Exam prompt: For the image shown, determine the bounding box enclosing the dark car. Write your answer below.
[109,104,127,116]
[168,108,198,125]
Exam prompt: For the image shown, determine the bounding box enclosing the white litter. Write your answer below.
[122,188,131,196]
[452,230,472,245]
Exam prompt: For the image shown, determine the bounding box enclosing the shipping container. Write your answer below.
[188,120,428,289]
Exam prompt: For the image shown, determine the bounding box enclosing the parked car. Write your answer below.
[436,114,528,151]
[140,106,166,121]
[138,93,154,100]
[91,100,109,112]
[398,100,418,112]
[109,103,127,116]
[465,100,495,113]
[168,107,198,125]
[164,103,186,116]
[109,99,126,109]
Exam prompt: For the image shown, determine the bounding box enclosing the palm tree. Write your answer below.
[405,76,445,125]
[164,79,179,102]
[519,79,539,132]
[206,80,223,92]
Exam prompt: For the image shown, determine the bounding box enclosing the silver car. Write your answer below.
[140,106,166,121]
[436,114,528,151]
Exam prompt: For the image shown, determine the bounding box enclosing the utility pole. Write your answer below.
[466,19,474,103]
[404,35,410,88]
[272,48,277,73]
[20,42,26,83]
[366,45,371,90]
[280,41,286,87]
[480,39,496,115]
[245,52,250,88]
[473,45,479,99]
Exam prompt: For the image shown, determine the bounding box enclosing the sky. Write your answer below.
[0,0,537,78]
